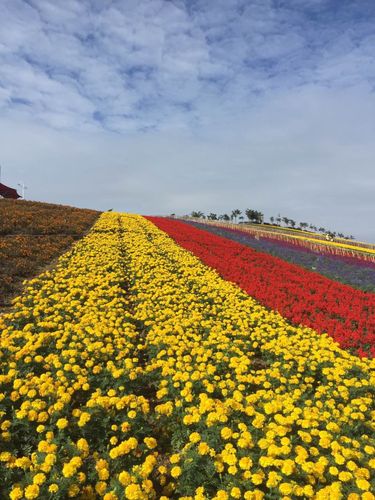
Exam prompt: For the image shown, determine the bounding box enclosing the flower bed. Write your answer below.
[184,220,375,292]
[0,199,99,306]
[1,213,374,499]
[147,217,375,358]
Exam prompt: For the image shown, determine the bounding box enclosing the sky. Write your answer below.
[1,0,375,241]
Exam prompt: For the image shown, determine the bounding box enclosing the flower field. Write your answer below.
[184,220,375,293]
[147,218,375,359]
[1,213,374,499]
[0,200,100,308]
[183,219,375,265]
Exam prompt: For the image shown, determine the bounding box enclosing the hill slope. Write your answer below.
[0,199,100,308]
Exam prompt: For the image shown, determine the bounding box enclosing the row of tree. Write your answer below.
[190,209,264,224]
[188,210,354,240]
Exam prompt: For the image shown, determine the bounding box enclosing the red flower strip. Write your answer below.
[146,217,375,358]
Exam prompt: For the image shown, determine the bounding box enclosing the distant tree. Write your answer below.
[222,214,230,221]
[191,211,205,219]
[270,216,275,224]
[282,217,289,226]
[300,222,309,230]
[208,213,218,220]
[289,219,296,228]
[337,232,344,238]
[245,209,255,222]
[276,214,282,225]
[231,209,241,223]
[239,216,244,222]
[318,227,325,233]
[245,209,263,224]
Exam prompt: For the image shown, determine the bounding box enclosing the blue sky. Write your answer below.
[1,0,375,240]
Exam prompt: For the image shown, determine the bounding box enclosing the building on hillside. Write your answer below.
[0,183,21,199]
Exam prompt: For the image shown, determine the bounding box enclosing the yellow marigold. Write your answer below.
[78,412,91,427]
[68,484,80,497]
[189,432,201,443]
[125,484,143,499]
[356,479,370,491]
[198,442,210,455]
[230,487,241,498]
[215,491,229,500]
[239,457,252,470]
[279,483,293,495]
[24,485,40,499]
[144,437,157,449]
[95,481,107,495]
[56,418,68,429]
[77,438,89,453]
[251,473,264,485]
[48,484,59,493]
[104,493,119,500]
[32,473,46,485]
[9,487,23,500]
[170,454,180,464]
[221,427,232,440]
[119,471,132,486]
[63,463,76,478]
[171,466,182,478]
[338,471,352,482]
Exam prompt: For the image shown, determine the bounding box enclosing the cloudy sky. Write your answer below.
[1,0,375,240]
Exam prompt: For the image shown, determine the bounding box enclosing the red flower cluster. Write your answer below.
[147,217,375,358]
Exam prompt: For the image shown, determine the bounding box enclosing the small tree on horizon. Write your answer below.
[231,209,241,223]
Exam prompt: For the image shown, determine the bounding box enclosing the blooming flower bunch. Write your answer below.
[147,217,375,358]
[0,213,374,499]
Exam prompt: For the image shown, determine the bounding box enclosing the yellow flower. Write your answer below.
[24,485,40,499]
[279,483,293,495]
[221,427,232,440]
[189,432,201,443]
[104,493,119,500]
[119,471,132,486]
[356,479,370,491]
[198,442,210,455]
[95,481,107,495]
[239,457,252,470]
[9,487,23,500]
[33,473,46,485]
[56,418,68,429]
[171,466,182,478]
[125,484,143,499]
[144,437,157,449]
[251,473,264,485]
[170,454,180,464]
[230,487,241,498]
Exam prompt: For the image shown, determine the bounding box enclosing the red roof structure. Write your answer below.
[0,183,21,199]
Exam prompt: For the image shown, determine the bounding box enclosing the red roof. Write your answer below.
[0,183,21,199]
